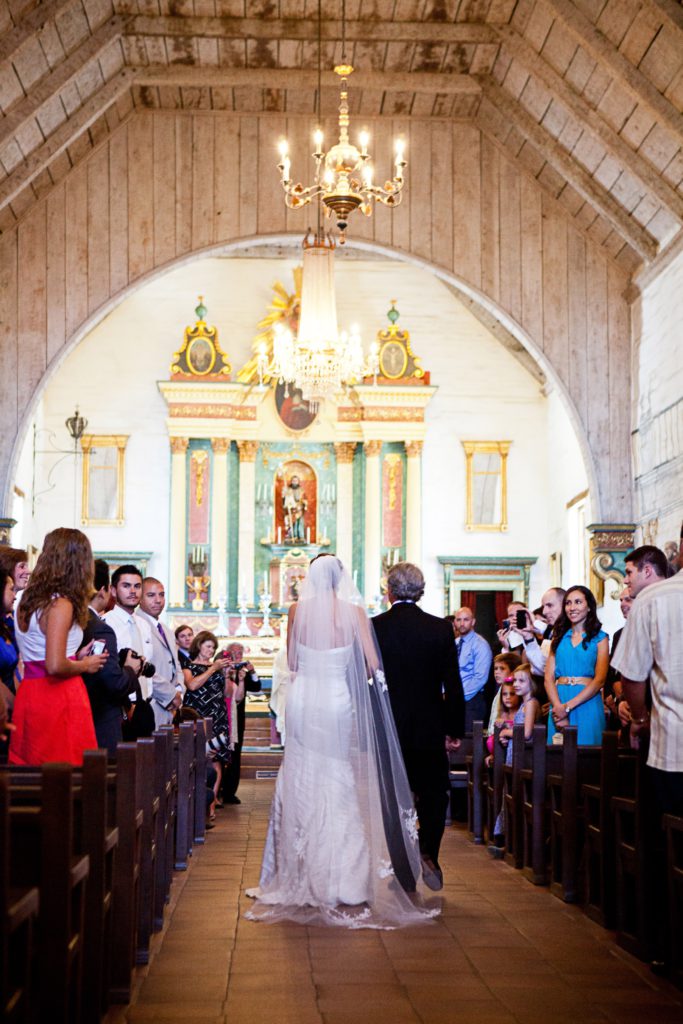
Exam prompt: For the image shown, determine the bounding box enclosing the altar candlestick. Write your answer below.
[277,526,282,544]
[306,526,311,544]
[353,570,358,587]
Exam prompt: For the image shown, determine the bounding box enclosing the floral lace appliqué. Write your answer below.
[401,808,419,842]
[293,828,307,858]
[375,668,388,693]
[378,859,394,879]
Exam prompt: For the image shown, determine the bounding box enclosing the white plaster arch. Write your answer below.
[3,233,600,520]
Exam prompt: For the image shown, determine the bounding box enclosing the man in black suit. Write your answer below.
[372,562,465,891]
[82,559,143,755]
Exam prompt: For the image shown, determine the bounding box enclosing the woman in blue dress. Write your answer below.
[545,585,608,745]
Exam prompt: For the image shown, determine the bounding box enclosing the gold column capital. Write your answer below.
[237,440,259,462]
[170,437,189,454]
[334,442,357,464]
[364,440,382,458]
[211,437,230,454]
[405,440,423,457]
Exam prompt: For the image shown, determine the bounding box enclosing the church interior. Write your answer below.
[1,0,682,1020]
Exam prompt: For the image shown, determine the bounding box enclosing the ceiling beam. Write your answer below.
[0,0,79,66]
[496,25,683,225]
[0,69,133,212]
[0,16,127,151]
[135,64,481,96]
[479,78,658,261]
[540,0,683,140]
[130,15,497,45]
[642,0,683,35]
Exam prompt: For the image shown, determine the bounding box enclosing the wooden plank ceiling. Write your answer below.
[0,0,681,273]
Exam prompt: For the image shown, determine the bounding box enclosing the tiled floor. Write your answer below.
[113,779,683,1024]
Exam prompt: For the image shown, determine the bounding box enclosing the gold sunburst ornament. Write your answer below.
[236,268,302,385]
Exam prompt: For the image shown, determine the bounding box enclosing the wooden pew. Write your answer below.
[502,725,531,869]
[547,729,601,903]
[485,725,505,851]
[152,728,175,931]
[174,722,196,870]
[664,813,683,990]
[582,732,636,928]
[109,743,143,1004]
[6,764,90,1024]
[612,748,648,960]
[0,773,39,1024]
[193,718,208,845]
[446,734,472,826]
[520,726,562,886]
[135,737,159,965]
[466,721,486,844]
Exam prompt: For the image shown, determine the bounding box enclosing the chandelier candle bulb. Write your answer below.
[314,129,324,153]
[359,130,369,156]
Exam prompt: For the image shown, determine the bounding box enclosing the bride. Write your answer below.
[245,553,439,928]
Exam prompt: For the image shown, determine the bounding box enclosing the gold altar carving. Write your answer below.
[372,302,427,384]
[170,437,189,454]
[171,297,232,380]
[364,440,382,458]
[404,441,423,457]
[169,403,257,421]
[260,444,331,470]
[237,440,259,463]
[334,442,357,464]
[191,451,208,507]
[237,271,302,384]
[210,437,230,453]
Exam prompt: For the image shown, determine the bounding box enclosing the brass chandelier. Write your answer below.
[276,0,407,243]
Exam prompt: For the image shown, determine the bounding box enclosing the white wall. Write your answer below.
[12,254,587,613]
[632,251,683,549]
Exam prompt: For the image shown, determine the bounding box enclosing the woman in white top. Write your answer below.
[9,528,107,766]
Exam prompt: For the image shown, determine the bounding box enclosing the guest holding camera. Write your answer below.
[9,528,107,766]
[183,631,233,802]
[221,642,261,805]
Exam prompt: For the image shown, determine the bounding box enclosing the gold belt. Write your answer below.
[556,676,592,686]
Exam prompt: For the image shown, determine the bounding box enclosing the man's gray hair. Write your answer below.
[387,562,425,602]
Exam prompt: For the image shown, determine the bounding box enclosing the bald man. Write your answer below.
[138,577,184,727]
[452,606,493,734]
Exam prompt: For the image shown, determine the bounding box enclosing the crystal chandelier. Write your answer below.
[257,230,379,409]
[276,0,407,243]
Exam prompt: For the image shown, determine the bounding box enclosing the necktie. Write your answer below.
[456,638,463,660]
[157,623,176,672]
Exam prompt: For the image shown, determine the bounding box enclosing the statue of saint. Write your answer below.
[282,474,307,542]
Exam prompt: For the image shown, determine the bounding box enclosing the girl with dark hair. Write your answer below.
[545,585,608,745]
[9,528,108,766]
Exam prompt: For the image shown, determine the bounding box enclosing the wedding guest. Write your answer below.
[82,559,143,755]
[611,552,683,967]
[174,623,194,670]
[221,642,261,805]
[452,606,492,734]
[492,666,540,845]
[9,528,107,766]
[487,651,522,739]
[138,578,184,727]
[545,586,608,745]
[0,546,31,593]
[486,680,520,757]
[605,587,633,730]
[183,631,233,802]
[0,572,18,702]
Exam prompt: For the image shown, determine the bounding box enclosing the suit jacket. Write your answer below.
[372,602,465,749]
[136,610,184,709]
[82,609,139,754]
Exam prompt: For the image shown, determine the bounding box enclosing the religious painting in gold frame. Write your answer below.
[81,435,128,526]
[462,441,511,532]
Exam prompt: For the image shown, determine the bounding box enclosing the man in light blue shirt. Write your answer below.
[452,607,493,734]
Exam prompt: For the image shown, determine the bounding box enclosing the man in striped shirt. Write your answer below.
[611,547,683,968]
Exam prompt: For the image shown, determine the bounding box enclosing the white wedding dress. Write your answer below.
[245,557,439,929]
